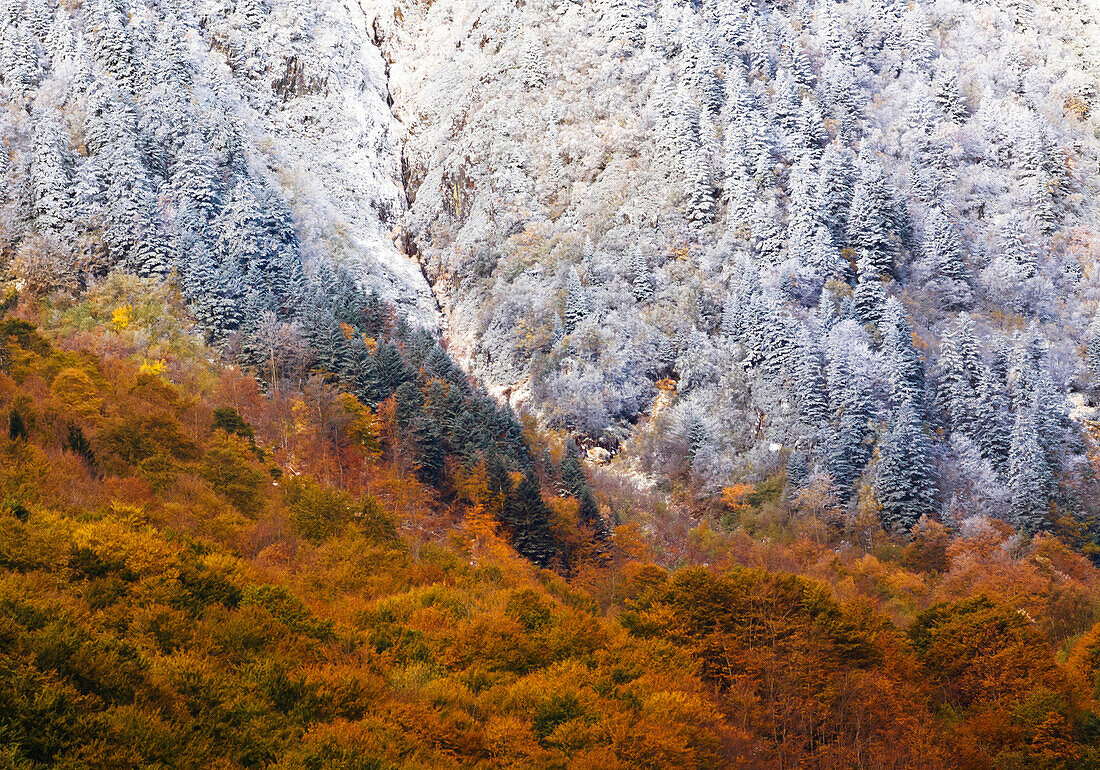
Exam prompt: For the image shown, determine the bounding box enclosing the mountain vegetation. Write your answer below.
[0,274,1099,767]
[4,0,1100,765]
[383,0,1100,543]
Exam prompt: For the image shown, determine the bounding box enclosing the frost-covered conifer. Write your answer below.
[172,132,223,224]
[809,225,845,284]
[681,30,720,112]
[563,268,589,334]
[772,71,801,138]
[786,157,817,256]
[29,111,73,233]
[853,254,886,327]
[651,65,678,162]
[1,22,37,97]
[212,254,246,333]
[1086,318,1100,378]
[974,365,1012,473]
[90,0,136,86]
[816,142,856,243]
[760,302,799,384]
[923,207,972,310]
[1007,411,1051,533]
[551,313,564,347]
[600,0,649,52]
[846,159,895,277]
[216,183,278,277]
[751,200,785,266]
[748,21,773,79]
[899,7,934,70]
[684,412,710,462]
[795,97,826,157]
[791,38,814,89]
[235,0,268,29]
[518,29,547,90]
[743,110,774,184]
[628,247,653,302]
[685,144,715,224]
[933,70,967,123]
[823,377,874,499]
[875,401,937,532]
[183,245,221,335]
[796,331,829,427]
[1000,219,1037,278]
[882,298,924,408]
[936,314,982,437]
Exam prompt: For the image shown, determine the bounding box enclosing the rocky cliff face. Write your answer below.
[219,0,439,326]
[192,0,440,326]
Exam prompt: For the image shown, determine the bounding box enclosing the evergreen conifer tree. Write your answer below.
[563,268,589,334]
[1001,219,1037,278]
[628,248,654,302]
[681,32,721,112]
[846,160,895,277]
[816,142,856,242]
[1086,318,1100,378]
[875,402,938,532]
[933,70,968,123]
[172,132,223,225]
[370,340,410,401]
[975,365,1012,474]
[748,22,773,79]
[30,112,73,233]
[796,332,830,428]
[882,298,924,408]
[853,254,886,327]
[600,0,649,52]
[923,207,972,310]
[519,29,547,90]
[502,471,558,567]
[936,314,982,437]
[685,145,715,224]
[1007,411,1051,533]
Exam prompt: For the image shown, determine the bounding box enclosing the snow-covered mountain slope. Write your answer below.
[8,0,1100,536]
[365,0,1100,535]
[0,0,436,326]
[205,0,437,325]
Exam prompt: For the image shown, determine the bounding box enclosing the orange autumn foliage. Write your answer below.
[0,282,1099,768]
[721,482,755,512]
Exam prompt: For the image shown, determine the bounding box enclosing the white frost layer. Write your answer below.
[204,0,440,329]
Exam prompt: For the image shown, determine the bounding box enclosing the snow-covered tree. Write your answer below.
[29,111,73,233]
[796,331,829,428]
[853,254,886,327]
[936,314,982,437]
[172,132,223,226]
[1086,317,1100,379]
[846,159,895,277]
[922,207,972,310]
[748,21,773,79]
[518,29,547,90]
[563,267,589,334]
[875,401,938,533]
[933,70,967,123]
[600,0,649,52]
[628,247,653,303]
[1006,411,1051,534]
[974,365,1012,473]
[816,142,856,243]
[882,298,924,409]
